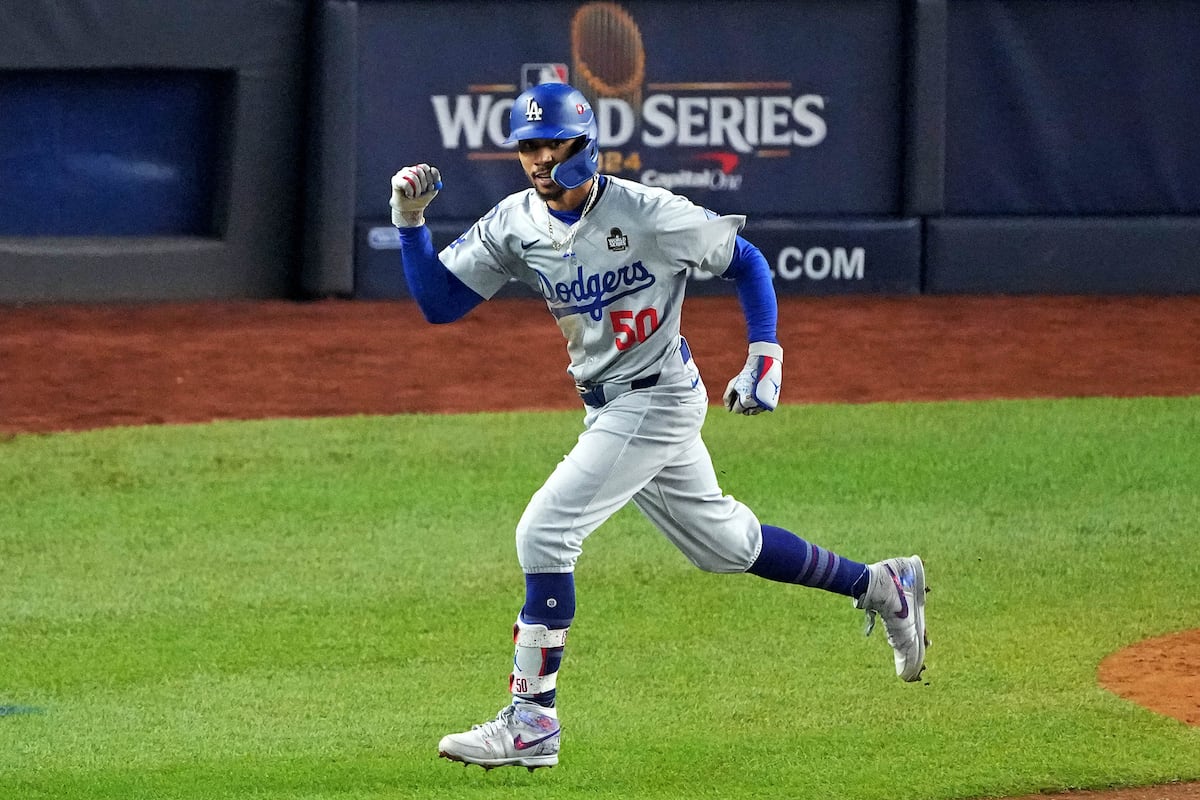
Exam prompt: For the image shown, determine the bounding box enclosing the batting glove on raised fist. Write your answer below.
[724,341,784,415]
[390,164,442,227]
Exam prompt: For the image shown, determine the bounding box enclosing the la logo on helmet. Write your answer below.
[525,98,543,122]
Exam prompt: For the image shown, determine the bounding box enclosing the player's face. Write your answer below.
[517,137,579,202]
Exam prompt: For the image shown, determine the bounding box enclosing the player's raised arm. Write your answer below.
[721,236,784,415]
[389,164,483,324]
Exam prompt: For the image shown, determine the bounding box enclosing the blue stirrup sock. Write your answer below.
[512,572,575,708]
[748,524,869,597]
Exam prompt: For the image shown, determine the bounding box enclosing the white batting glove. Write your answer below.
[390,164,442,227]
[723,342,784,415]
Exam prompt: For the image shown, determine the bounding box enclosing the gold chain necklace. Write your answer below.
[545,176,601,251]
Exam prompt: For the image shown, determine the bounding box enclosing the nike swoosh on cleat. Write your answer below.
[513,730,558,750]
[887,566,910,619]
[520,239,540,250]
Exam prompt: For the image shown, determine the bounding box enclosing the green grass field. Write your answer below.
[2,396,1198,799]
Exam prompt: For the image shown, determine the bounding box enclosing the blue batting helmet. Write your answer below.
[505,82,599,190]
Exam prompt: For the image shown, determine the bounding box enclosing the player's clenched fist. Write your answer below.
[390,164,443,227]
[723,341,784,415]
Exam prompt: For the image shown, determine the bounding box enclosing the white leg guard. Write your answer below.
[509,619,569,702]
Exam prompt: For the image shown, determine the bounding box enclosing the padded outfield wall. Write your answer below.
[923,1,1200,293]
[335,0,1199,299]
[1,1,1197,302]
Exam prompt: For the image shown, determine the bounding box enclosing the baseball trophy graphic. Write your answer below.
[570,2,645,115]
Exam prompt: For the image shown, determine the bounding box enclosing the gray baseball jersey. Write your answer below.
[440,176,745,385]
[439,174,761,576]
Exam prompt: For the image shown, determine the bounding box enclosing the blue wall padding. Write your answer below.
[945,1,1200,214]
[925,217,1200,294]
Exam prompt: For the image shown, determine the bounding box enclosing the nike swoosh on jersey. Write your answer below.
[521,239,540,250]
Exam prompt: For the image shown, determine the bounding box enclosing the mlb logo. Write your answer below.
[522,63,569,88]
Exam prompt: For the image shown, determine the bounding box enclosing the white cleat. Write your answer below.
[438,702,561,771]
[854,555,929,681]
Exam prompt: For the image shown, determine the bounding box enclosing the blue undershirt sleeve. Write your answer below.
[397,226,484,324]
[723,236,779,344]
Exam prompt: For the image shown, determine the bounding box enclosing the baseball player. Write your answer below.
[390,82,928,771]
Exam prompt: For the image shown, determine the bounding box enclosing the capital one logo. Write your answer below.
[525,98,544,122]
